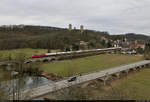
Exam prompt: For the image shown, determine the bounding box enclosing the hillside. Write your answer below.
[111,33,150,43]
[126,33,150,43]
[0,25,150,50]
[0,25,110,50]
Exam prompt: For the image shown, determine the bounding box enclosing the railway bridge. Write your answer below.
[26,47,122,63]
[0,47,122,65]
[9,60,150,100]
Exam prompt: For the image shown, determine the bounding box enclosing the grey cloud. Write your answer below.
[0,0,150,35]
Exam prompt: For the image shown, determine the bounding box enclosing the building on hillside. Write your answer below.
[100,36,107,41]
[136,44,145,50]
[113,43,120,47]
[112,39,129,48]
[121,42,130,48]
[129,41,145,50]
[112,40,120,47]
[80,41,88,45]
[79,41,88,50]
[129,41,136,49]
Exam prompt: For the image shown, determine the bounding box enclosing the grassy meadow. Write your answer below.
[40,54,143,77]
[91,68,150,100]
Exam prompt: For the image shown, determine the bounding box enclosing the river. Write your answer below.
[0,65,53,98]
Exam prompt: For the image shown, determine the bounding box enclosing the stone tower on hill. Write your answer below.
[69,24,72,31]
[80,25,84,33]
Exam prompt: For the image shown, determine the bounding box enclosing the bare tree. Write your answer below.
[2,52,41,100]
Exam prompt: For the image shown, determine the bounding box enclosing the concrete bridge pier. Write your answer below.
[98,75,110,86]
[143,64,150,68]
[122,69,129,75]
[136,66,142,71]
[145,64,149,67]
[129,67,137,72]
[120,69,129,78]
[141,65,145,68]
[112,73,120,79]
[133,67,137,71]
[140,65,145,69]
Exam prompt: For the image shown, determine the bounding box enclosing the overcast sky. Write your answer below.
[0,0,150,35]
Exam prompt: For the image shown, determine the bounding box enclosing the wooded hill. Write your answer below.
[0,25,149,50]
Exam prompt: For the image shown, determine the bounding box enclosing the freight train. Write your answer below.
[32,47,122,58]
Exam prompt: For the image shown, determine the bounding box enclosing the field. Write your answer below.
[117,68,150,99]
[107,68,150,99]
[0,48,60,60]
[40,54,143,77]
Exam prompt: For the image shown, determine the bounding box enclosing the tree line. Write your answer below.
[0,25,112,51]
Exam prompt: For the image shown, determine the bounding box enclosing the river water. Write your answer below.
[0,65,53,95]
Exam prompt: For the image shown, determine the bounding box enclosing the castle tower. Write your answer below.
[69,24,72,31]
[80,25,84,33]
[74,27,76,30]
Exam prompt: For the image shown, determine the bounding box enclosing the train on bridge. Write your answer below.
[32,47,122,58]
